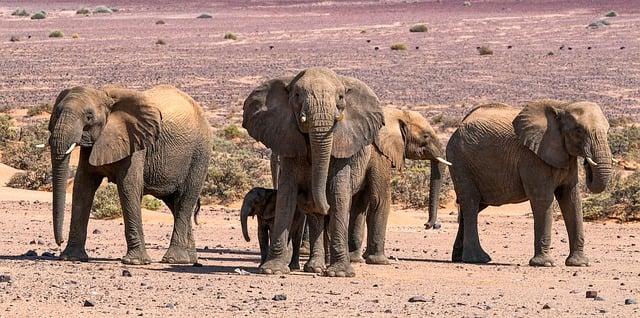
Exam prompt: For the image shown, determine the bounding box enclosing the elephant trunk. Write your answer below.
[309,113,333,215]
[240,194,255,242]
[425,160,443,229]
[585,137,613,194]
[51,154,70,245]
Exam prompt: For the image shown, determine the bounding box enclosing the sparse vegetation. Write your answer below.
[583,171,640,222]
[463,1,472,7]
[155,39,166,45]
[390,43,407,51]
[222,124,245,139]
[609,115,635,128]
[477,46,493,55]
[76,8,90,15]
[156,20,165,25]
[11,9,29,17]
[0,115,17,145]
[26,103,52,117]
[1,120,50,171]
[49,30,64,38]
[588,19,611,29]
[609,124,640,162]
[430,113,461,130]
[9,36,19,42]
[391,160,454,209]
[409,24,428,33]
[142,195,163,211]
[224,32,238,40]
[72,33,80,39]
[197,13,213,19]
[30,11,46,20]
[93,6,114,14]
[91,184,121,219]
[6,165,52,191]
[605,11,618,17]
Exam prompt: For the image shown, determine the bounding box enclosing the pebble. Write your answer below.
[84,300,95,307]
[625,298,637,305]
[272,294,287,301]
[0,275,12,283]
[122,270,132,277]
[598,309,607,313]
[37,239,44,245]
[165,303,175,309]
[586,290,598,298]
[594,296,605,301]
[24,250,37,257]
[92,229,102,235]
[542,303,551,309]
[408,296,427,303]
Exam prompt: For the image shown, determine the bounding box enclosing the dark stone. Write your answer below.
[0,275,12,283]
[586,290,598,298]
[625,298,637,305]
[507,45,512,49]
[272,294,287,301]
[366,40,371,43]
[542,304,551,309]
[408,296,427,303]
[84,300,95,307]
[374,47,379,50]
[122,270,132,277]
[92,229,102,235]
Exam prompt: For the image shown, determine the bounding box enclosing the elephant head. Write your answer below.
[375,108,450,228]
[243,67,384,214]
[240,187,277,242]
[513,100,612,193]
[48,86,162,245]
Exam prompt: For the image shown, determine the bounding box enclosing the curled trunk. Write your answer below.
[585,146,613,193]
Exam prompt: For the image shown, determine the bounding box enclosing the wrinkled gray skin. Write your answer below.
[447,101,612,267]
[240,187,307,269]
[348,108,447,264]
[49,85,211,264]
[243,67,385,277]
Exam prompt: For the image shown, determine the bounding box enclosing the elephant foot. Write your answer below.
[529,254,556,267]
[299,241,311,256]
[365,253,390,265]
[60,245,89,262]
[122,247,152,265]
[325,261,355,278]
[462,247,491,264]
[161,245,196,264]
[424,221,442,230]
[349,250,365,263]
[288,260,301,271]
[303,257,326,274]
[452,247,463,263]
[259,259,291,275]
[565,252,589,267]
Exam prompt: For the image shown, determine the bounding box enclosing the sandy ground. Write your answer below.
[0,0,639,317]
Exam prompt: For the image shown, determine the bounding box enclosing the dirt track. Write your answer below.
[0,0,639,317]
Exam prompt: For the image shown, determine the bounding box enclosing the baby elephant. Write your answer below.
[240,187,306,269]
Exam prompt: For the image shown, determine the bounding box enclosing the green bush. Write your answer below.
[1,120,50,170]
[583,171,640,222]
[224,32,238,40]
[608,125,640,161]
[391,159,454,209]
[11,9,29,17]
[142,195,163,211]
[222,124,245,139]
[26,103,52,117]
[390,43,407,51]
[6,164,52,191]
[409,24,428,32]
[49,30,64,38]
[92,184,121,219]
[31,11,46,20]
[93,6,113,14]
[0,115,17,145]
[76,8,90,15]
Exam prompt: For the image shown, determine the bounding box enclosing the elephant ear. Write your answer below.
[89,91,162,166]
[374,108,405,168]
[513,100,570,169]
[242,77,307,158]
[48,88,72,132]
[332,76,385,158]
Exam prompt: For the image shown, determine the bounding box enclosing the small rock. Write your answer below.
[29,240,36,245]
[560,238,567,243]
[572,272,578,276]
[37,239,44,245]
[384,309,392,313]
[366,40,371,43]
[92,229,102,235]
[269,46,274,50]
[599,309,607,313]
[542,303,551,309]
[408,296,427,303]
[594,296,605,301]
[84,300,95,307]
[625,298,637,305]
[165,303,175,309]
[122,270,132,277]
[234,268,250,275]
[586,291,598,298]
[463,1,471,7]
[24,250,37,257]
[272,294,287,301]
[605,11,618,17]
[507,45,513,49]
[0,275,12,283]
[374,46,379,50]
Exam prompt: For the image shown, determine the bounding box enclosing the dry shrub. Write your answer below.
[390,43,407,51]
[197,13,213,19]
[609,124,640,162]
[477,46,493,55]
[31,11,46,20]
[224,32,237,40]
[93,6,113,14]
[156,20,165,25]
[583,171,640,222]
[26,103,52,117]
[12,9,29,17]
[142,196,163,211]
[409,24,428,33]
[76,8,90,15]
[0,115,17,145]
[391,160,454,209]
[49,30,64,38]
[155,39,166,45]
[92,184,121,219]
[430,113,461,130]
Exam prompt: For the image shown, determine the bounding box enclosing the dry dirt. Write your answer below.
[0,0,639,317]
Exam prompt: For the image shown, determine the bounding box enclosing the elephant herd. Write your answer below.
[47,67,613,278]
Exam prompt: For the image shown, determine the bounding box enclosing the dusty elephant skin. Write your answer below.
[242,67,385,277]
[240,187,306,269]
[48,85,212,265]
[348,107,449,265]
[446,101,612,267]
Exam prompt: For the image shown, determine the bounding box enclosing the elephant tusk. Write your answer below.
[335,111,344,122]
[586,157,598,167]
[65,143,77,155]
[35,144,45,148]
[436,157,452,166]
[612,158,620,164]
[300,115,307,123]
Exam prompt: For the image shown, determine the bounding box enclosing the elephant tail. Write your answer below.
[193,198,201,225]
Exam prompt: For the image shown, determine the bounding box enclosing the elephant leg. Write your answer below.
[348,191,368,263]
[260,158,298,275]
[528,193,555,267]
[304,213,326,273]
[257,221,269,266]
[364,184,391,265]
[460,193,491,264]
[116,158,151,265]
[60,157,102,262]
[325,163,355,277]
[556,185,589,266]
[299,218,310,256]
[288,210,305,270]
[453,203,488,262]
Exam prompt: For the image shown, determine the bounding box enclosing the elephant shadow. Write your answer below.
[396,256,516,267]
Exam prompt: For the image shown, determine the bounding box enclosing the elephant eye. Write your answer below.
[85,112,95,122]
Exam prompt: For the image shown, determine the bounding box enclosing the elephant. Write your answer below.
[240,187,307,269]
[348,107,450,264]
[48,84,212,264]
[242,67,386,277]
[446,101,612,267]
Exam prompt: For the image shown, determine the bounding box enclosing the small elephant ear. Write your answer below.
[332,76,385,158]
[89,90,162,166]
[262,189,278,220]
[513,100,570,169]
[242,77,307,158]
[374,108,405,168]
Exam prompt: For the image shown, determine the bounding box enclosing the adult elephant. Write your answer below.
[447,101,612,266]
[242,67,384,277]
[48,85,211,264]
[349,107,450,264]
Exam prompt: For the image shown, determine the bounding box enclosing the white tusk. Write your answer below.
[586,157,598,166]
[35,144,45,148]
[612,158,620,164]
[64,143,77,155]
[436,157,452,166]
[300,115,307,123]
